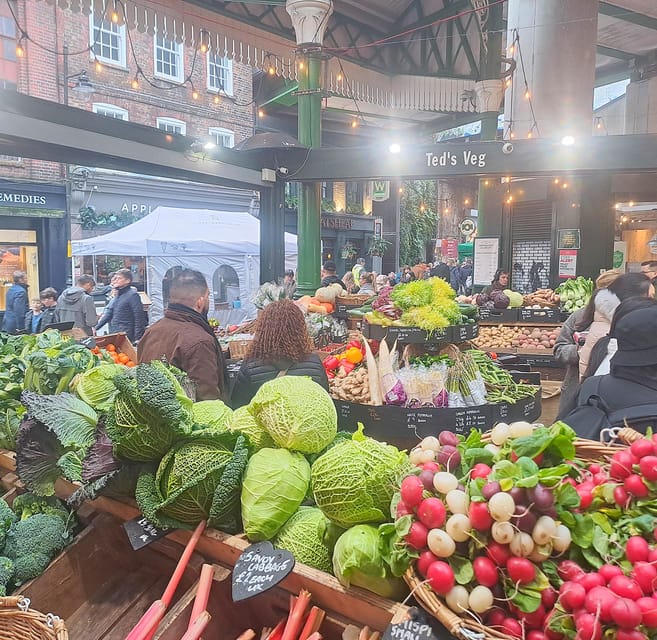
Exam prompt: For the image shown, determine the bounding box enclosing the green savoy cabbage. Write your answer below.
[135,433,248,531]
[332,525,408,599]
[241,448,310,541]
[504,290,524,308]
[248,377,337,454]
[273,506,343,574]
[72,363,124,411]
[192,400,233,432]
[228,406,276,452]
[311,424,409,528]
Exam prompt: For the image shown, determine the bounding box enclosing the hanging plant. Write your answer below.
[341,242,358,261]
[367,237,391,257]
[78,206,144,230]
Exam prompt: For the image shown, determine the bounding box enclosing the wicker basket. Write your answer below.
[227,338,253,359]
[0,596,68,640]
[405,428,643,640]
[335,294,372,306]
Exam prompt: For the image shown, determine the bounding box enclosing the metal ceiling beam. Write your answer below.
[0,89,265,189]
[399,0,471,33]
[595,61,631,86]
[597,44,636,60]
[599,2,657,31]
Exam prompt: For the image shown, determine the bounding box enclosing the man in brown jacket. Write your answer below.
[138,269,227,401]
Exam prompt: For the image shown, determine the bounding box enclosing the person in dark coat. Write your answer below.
[1,271,29,334]
[56,274,98,336]
[25,288,58,333]
[563,306,657,439]
[320,260,346,290]
[430,259,451,283]
[482,269,510,295]
[459,259,473,295]
[105,268,146,343]
[231,298,329,408]
[138,269,227,401]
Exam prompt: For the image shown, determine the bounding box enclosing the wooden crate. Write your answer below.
[94,332,138,363]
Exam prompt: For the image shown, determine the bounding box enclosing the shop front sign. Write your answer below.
[558,228,581,250]
[371,181,390,202]
[321,215,353,230]
[0,183,66,215]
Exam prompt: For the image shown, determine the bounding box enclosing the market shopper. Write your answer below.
[138,269,227,401]
[231,299,328,408]
[577,272,653,379]
[104,268,146,343]
[37,288,58,332]
[357,272,375,295]
[320,261,346,290]
[564,306,657,438]
[430,258,451,283]
[400,266,415,283]
[481,269,509,295]
[1,271,29,334]
[56,274,98,336]
[342,271,357,294]
[641,260,657,294]
[282,269,296,299]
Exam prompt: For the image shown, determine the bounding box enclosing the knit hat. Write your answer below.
[595,269,621,289]
[610,307,657,367]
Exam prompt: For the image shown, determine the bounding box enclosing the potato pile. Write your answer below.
[474,325,559,350]
[329,366,372,404]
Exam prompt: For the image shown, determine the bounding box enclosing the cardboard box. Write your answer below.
[93,332,138,362]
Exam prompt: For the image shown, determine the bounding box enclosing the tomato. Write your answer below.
[323,356,340,370]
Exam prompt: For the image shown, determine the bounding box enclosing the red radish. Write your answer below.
[610,598,643,628]
[501,618,522,639]
[632,561,657,594]
[576,488,593,510]
[613,485,630,507]
[481,481,501,500]
[396,501,413,518]
[417,497,447,529]
[631,438,655,459]
[486,542,511,567]
[418,470,436,491]
[416,550,438,577]
[563,477,577,487]
[486,608,506,628]
[609,575,643,600]
[598,564,624,583]
[616,631,648,640]
[611,451,635,480]
[584,586,615,621]
[541,586,558,610]
[577,573,605,591]
[649,548,657,564]
[625,474,649,498]
[588,463,602,474]
[473,556,498,587]
[558,560,586,582]
[575,612,602,640]
[544,611,565,640]
[527,633,547,640]
[637,596,657,628]
[592,472,607,486]
[470,463,492,479]
[421,461,440,473]
[518,604,546,629]
[400,476,424,507]
[438,431,459,447]
[560,582,586,610]
[405,521,428,550]
[469,501,493,531]
[639,455,657,482]
[507,557,536,585]
[426,561,455,595]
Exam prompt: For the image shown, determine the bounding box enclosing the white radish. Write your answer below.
[491,422,511,446]
[532,515,557,546]
[552,524,572,553]
[528,542,552,563]
[484,443,500,456]
[419,449,436,463]
[446,514,472,542]
[427,528,456,558]
[468,586,494,614]
[488,493,516,522]
[409,448,423,465]
[491,521,515,545]
[446,585,470,613]
[445,489,470,515]
[433,472,459,494]
[508,421,534,439]
[420,436,441,452]
[510,531,535,557]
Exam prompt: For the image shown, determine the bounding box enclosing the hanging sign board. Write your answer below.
[473,237,500,286]
[613,241,627,270]
[371,181,390,202]
[557,229,581,250]
[232,541,295,602]
[558,250,578,279]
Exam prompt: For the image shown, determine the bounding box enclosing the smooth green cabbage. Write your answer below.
[228,406,276,451]
[72,364,124,411]
[241,448,310,541]
[311,424,409,528]
[332,525,408,599]
[504,289,524,308]
[248,377,337,454]
[273,506,342,574]
[192,400,233,432]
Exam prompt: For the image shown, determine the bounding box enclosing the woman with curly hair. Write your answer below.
[230,299,329,407]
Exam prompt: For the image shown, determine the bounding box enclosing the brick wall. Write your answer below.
[0,0,255,182]
[511,240,551,293]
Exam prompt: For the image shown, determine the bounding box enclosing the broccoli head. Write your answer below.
[0,499,17,548]
[4,514,72,585]
[11,493,70,523]
[0,557,14,595]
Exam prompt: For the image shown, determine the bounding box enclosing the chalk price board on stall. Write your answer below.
[382,607,452,640]
[232,541,295,602]
[123,515,171,551]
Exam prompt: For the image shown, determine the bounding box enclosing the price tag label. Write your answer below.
[405,410,435,432]
[123,515,171,551]
[523,399,537,417]
[453,408,489,434]
[387,327,430,343]
[383,607,447,640]
[232,541,295,602]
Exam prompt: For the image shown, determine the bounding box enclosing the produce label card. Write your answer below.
[232,541,295,602]
[123,514,171,550]
[383,607,451,640]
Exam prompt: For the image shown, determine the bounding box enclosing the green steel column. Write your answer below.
[296,51,323,297]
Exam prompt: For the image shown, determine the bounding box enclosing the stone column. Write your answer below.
[286,0,333,296]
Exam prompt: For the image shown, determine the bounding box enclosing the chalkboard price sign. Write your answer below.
[232,541,295,602]
[453,407,490,433]
[382,607,447,640]
[123,515,171,551]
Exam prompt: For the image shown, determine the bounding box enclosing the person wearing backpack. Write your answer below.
[563,305,657,439]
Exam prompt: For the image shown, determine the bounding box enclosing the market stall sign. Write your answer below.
[123,514,171,550]
[557,228,581,250]
[321,216,352,230]
[232,541,295,602]
[382,607,443,640]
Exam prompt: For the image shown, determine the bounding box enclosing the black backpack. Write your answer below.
[563,376,657,440]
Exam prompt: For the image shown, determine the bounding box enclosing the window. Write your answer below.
[207,53,233,95]
[93,103,129,120]
[157,117,186,135]
[154,35,183,82]
[208,127,234,148]
[89,15,126,67]
[0,16,16,62]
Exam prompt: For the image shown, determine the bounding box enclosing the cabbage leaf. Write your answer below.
[228,406,275,452]
[72,363,124,411]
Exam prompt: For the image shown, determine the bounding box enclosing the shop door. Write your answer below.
[0,230,39,311]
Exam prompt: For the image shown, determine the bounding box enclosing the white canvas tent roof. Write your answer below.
[71,207,298,257]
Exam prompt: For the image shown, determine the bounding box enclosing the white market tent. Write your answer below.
[71,206,298,321]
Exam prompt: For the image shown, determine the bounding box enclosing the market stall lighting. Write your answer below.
[111,10,120,23]
[268,66,276,75]
[389,143,401,154]
[561,135,575,146]
[258,109,265,118]
[71,72,95,95]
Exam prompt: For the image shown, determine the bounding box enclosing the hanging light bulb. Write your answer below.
[192,89,199,100]
[111,10,120,23]
[351,120,358,128]
[444,207,449,214]
[483,180,489,186]
[524,89,530,99]
[95,59,103,73]
[258,109,265,118]
[298,61,305,70]
[213,95,220,104]
[505,78,512,88]
[508,44,515,56]
[337,72,343,82]
[527,131,533,138]
[131,75,139,90]
[268,66,275,75]
[419,204,426,212]
[15,39,25,58]
[200,42,208,53]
